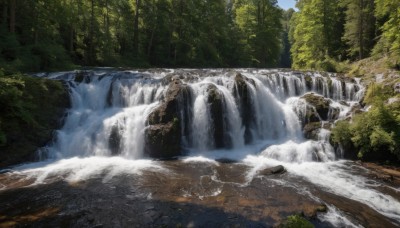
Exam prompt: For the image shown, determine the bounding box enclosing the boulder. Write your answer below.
[303,122,321,140]
[234,73,255,144]
[109,125,121,156]
[258,165,286,176]
[207,84,227,148]
[301,93,331,120]
[303,122,331,140]
[144,78,190,158]
[304,75,313,90]
[145,121,181,158]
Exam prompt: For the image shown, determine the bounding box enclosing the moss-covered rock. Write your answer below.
[301,93,331,120]
[0,74,70,168]
[278,215,314,228]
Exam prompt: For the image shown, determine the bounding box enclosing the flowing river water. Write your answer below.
[0,69,399,227]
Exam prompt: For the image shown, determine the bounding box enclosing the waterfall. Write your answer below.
[41,69,363,161]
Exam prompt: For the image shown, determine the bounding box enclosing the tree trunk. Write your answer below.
[2,1,7,27]
[358,0,364,60]
[89,0,95,64]
[9,0,16,33]
[133,0,140,57]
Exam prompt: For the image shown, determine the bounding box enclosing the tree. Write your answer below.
[290,0,345,70]
[234,0,283,67]
[341,0,376,60]
[373,0,400,65]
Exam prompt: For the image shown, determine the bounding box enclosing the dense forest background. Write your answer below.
[0,0,399,72]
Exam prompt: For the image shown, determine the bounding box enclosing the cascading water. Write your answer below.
[40,69,363,161]
[4,69,400,227]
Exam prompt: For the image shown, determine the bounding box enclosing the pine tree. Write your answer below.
[341,0,376,60]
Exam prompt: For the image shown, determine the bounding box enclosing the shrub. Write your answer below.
[333,101,400,161]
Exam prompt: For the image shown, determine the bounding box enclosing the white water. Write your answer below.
[5,69,400,226]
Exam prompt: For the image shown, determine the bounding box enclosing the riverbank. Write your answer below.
[0,73,70,168]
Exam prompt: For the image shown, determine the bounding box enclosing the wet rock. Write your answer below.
[145,78,191,158]
[258,165,286,176]
[304,75,313,90]
[145,122,181,158]
[302,106,320,125]
[207,84,227,148]
[301,93,331,120]
[328,107,340,121]
[303,204,328,218]
[234,73,255,144]
[303,122,321,140]
[109,125,121,156]
[215,158,238,164]
[74,71,91,83]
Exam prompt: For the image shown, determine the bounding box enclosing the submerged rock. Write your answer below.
[258,165,286,176]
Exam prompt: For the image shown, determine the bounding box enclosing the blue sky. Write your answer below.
[277,0,296,10]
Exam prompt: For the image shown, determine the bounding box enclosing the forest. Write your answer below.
[1,0,400,162]
[0,0,399,73]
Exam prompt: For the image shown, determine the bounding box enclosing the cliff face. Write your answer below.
[0,74,70,168]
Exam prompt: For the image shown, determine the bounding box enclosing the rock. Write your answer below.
[304,75,313,90]
[207,84,227,148]
[303,204,328,218]
[347,103,363,116]
[109,125,121,156]
[215,158,238,164]
[258,165,286,176]
[301,93,331,120]
[328,107,340,121]
[303,122,321,140]
[144,78,191,158]
[234,73,255,144]
[387,97,400,105]
[145,121,181,158]
[0,75,70,168]
[74,71,91,83]
[393,83,400,93]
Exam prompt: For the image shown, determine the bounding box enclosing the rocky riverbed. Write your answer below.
[0,158,399,227]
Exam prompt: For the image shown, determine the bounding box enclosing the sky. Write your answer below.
[277,0,296,10]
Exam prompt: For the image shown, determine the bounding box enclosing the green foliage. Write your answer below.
[290,0,346,71]
[341,0,376,60]
[0,0,285,71]
[363,83,394,105]
[331,120,353,149]
[332,101,400,161]
[281,215,314,228]
[0,73,69,167]
[373,0,400,66]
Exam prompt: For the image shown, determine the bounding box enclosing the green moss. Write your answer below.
[280,215,314,228]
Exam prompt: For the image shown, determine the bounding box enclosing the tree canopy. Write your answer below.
[0,0,285,72]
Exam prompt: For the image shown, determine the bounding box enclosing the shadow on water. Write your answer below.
[0,180,273,228]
